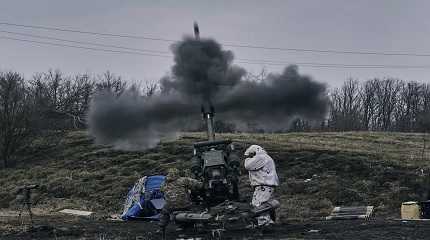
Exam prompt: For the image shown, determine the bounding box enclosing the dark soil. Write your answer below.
[2,216,430,240]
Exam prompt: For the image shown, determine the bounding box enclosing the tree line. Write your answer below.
[327,78,430,132]
[0,70,158,167]
[1,70,429,167]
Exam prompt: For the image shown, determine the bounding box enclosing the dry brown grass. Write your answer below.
[0,130,429,220]
[212,131,430,167]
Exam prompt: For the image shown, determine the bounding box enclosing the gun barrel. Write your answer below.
[206,112,215,141]
[201,105,216,141]
[194,22,200,40]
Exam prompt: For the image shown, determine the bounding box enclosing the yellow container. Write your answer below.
[401,201,420,219]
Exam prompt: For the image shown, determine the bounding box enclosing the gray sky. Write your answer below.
[1,0,430,87]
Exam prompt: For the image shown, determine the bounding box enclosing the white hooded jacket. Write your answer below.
[244,145,279,187]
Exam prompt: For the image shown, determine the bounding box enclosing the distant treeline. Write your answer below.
[1,70,429,167]
[326,78,430,132]
[0,70,157,167]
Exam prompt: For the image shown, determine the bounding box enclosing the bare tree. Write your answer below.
[145,80,159,97]
[28,71,95,130]
[58,74,94,128]
[374,78,402,131]
[329,78,362,131]
[0,72,33,168]
[245,68,268,82]
[44,69,63,109]
[360,79,378,130]
[327,78,430,133]
[394,81,421,131]
[417,84,430,132]
[95,71,126,95]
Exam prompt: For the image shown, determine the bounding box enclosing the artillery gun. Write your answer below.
[190,105,240,205]
[188,23,240,204]
[161,23,281,239]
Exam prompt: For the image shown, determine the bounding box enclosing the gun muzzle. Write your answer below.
[194,22,200,40]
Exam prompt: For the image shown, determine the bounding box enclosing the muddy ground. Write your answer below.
[2,215,430,240]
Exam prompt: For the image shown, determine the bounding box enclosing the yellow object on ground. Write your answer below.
[401,202,420,220]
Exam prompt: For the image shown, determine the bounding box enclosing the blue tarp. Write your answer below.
[121,175,166,221]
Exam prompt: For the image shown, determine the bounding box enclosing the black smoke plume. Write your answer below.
[161,37,246,102]
[88,90,199,150]
[217,65,329,130]
[88,37,329,149]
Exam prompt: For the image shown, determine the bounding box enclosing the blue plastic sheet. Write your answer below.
[121,175,166,221]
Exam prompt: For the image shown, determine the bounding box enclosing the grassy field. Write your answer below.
[0,131,429,221]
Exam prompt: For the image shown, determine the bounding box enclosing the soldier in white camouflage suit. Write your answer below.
[244,145,279,227]
[159,168,203,236]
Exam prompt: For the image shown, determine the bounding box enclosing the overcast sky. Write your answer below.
[1,0,430,87]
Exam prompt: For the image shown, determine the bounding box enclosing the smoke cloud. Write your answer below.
[88,36,329,149]
[161,37,246,102]
[88,90,199,150]
[217,65,329,130]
